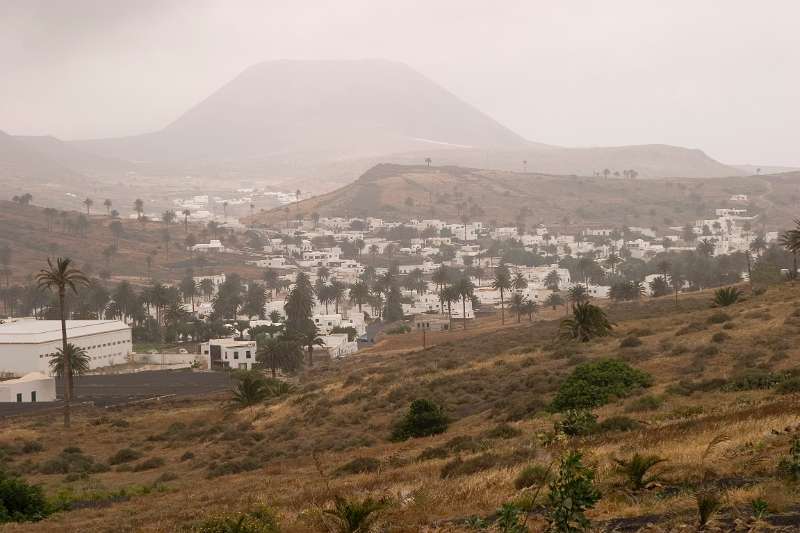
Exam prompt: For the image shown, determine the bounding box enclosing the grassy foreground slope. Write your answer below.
[2,286,800,531]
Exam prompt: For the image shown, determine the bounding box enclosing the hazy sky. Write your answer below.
[2,0,799,166]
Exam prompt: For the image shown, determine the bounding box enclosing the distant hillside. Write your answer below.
[251,163,795,230]
[0,130,81,180]
[13,135,134,177]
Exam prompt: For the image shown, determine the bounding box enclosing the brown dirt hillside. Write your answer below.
[2,284,800,531]
[250,164,800,232]
[0,201,259,285]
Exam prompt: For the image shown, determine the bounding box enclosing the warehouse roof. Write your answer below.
[0,320,130,344]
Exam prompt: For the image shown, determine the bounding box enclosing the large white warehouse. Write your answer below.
[0,319,133,377]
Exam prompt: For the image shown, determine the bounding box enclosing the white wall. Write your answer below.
[0,329,132,376]
[0,377,56,402]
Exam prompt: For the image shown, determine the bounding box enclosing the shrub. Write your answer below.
[597,416,640,433]
[193,506,280,532]
[132,457,165,472]
[231,371,270,408]
[712,287,743,307]
[207,458,261,478]
[722,322,736,330]
[545,451,601,532]
[620,336,642,348]
[108,448,142,466]
[180,451,195,462]
[20,441,43,454]
[335,457,381,476]
[390,399,448,441]
[385,324,411,335]
[695,345,719,358]
[751,498,769,519]
[550,359,652,411]
[707,311,732,324]
[614,454,666,490]
[514,464,551,490]
[778,437,800,481]
[776,377,800,394]
[696,490,722,529]
[155,471,179,484]
[675,322,707,336]
[38,449,108,475]
[625,395,663,412]
[722,371,783,391]
[0,472,48,524]
[555,409,598,436]
[710,332,729,343]
[484,423,522,440]
[440,453,500,479]
[319,496,387,533]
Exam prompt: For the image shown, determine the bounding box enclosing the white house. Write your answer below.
[200,338,257,370]
[0,372,56,403]
[319,334,358,358]
[0,319,132,376]
[191,239,225,253]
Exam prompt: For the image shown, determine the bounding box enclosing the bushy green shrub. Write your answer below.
[483,423,522,440]
[551,359,652,411]
[545,451,601,532]
[712,287,743,307]
[554,409,598,436]
[778,437,800,481]
[390,399,448,441]
[38,448,108,475]
[776,377,800,394]
[514,464,551,490]
[207,458,261,479]
[0,472,48,524]
[675,322,707,336]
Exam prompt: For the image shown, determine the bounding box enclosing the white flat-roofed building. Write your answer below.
[0,319,133,376]
[200,338,257,370]
[0,372,56,403]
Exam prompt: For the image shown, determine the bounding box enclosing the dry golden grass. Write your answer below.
[2,284,800,531]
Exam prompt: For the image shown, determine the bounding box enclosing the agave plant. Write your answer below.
[321,496,387,533]
[614,453,666,490]
[559,302,614,342]
[712,286,743,307]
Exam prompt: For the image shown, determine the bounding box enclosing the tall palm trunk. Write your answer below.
[499,289,505,324]
[462,297,467,330]
[308,345,313,367]
[59,288,71,428]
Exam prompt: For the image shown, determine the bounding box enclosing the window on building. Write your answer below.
[16,393,22,403]
[233,351,239,359]
[31,391,36,402]
[246,351,251,358]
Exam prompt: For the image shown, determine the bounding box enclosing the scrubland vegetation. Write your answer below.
[1,281,800,531]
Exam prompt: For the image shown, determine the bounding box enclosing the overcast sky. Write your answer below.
[2,0,799,166]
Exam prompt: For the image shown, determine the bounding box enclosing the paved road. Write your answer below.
[0,370,232,418]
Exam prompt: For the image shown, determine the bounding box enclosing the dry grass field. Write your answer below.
[2,285,800,531]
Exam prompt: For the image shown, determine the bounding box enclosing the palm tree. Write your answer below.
[425,157,432,167]
[509,292,526,323]
[36,257,89,427]
[322,496,387,533]
[568,284,589,305]
[544,270,561,291]
[559,302,614,342]
[83,197,93,216]
[440,285,459,328]
[512,271,528,291]
[103,199,112,216]
[182,209,191,233]
[778,222,800,281]
[368,244,380,266]
[133,198,144,220]
[49,343,91,383]
[492,265,512,324]
[298,321,324,367]
[162,209,176,225]
[712,286,743,307]
[348,281,370,313]
[231,371,269,408]
[521,300,538,322]
[454,277,474,329]
[545,292,564,311]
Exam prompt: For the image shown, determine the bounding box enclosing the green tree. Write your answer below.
[492,264,512,324]
[545,451,601,533]
[284,272,314,332]
[49,343,91,389]
[36,257,89,427]
[454,277,474,329]
[231,371,270,408]
[390,399,448,441]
